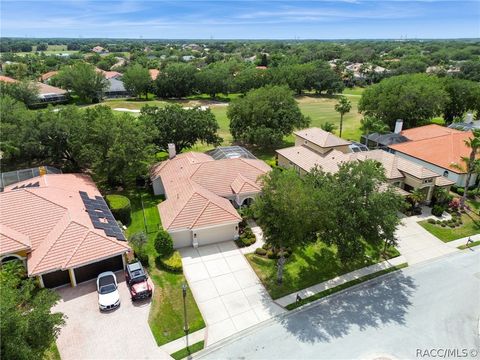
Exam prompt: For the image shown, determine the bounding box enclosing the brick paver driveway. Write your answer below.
[179,241,285,346]
[53,272,169,360]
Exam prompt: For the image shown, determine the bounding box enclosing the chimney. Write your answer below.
[465,112,473,124]
[394,119,403,134]
[168,143,176,159]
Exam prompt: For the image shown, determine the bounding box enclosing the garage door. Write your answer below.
[74,255,124,284]
[43,270,70,288]
[195,224,237,246]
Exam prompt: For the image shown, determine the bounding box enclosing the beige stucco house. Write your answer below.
[277,127,455,202]
[150,147,270,248]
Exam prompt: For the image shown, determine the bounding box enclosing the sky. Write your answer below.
[1,0,479,40]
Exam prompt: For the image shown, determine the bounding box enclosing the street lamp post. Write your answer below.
[182,283,190,354]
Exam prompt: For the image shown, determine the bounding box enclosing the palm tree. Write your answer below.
[451,129,480,209]
[360,116,389,146]
[321,121,337,133]
[410,188,426,208]
[334,96,352,138]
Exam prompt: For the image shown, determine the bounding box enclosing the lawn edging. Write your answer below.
[457,240,480,250]
[170,340,205,360]
[285,263,409,311]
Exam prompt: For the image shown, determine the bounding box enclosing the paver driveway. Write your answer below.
[53,272,169,360]
[179,241,285,346]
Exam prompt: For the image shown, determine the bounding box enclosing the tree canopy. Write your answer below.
[358,74,449,129]
[139,104,222,153]
[0,261,65,360]
[55,62,108,103]
[228,85,310,147]
[122,64,151,99]
[154,63,197,98]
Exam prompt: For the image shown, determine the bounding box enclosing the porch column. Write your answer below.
[37,275,45,288]
[122,253,127,269]
[68,268,77,287]
[426,186,434,203]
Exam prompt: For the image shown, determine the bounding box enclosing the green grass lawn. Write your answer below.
[419,201,480,242]
[170,340,205,360]
[342,87,366,96]
[117,188,205,346]
[43,341,61,360]
[246,240,400,299]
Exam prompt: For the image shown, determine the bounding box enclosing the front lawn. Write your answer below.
[419,202,480,242]
[247,240,400,299]
[119,189,206,346]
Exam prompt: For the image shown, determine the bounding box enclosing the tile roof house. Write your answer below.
[39,70,59,83]
[389,124,478,187]
[0,75,67,105]
[149,69,160,80]
[0,174,130,288]
[150,148,271,248]
[276,128,455,202]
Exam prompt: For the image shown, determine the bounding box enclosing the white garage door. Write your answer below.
[194,223,238,246]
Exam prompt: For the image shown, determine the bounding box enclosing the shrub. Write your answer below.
[106,194,131,225]
[255,248,267,256]
[431,204,446,217]
[266,250,276,259]
[436,220,442,224]
[154,229,173,257]
[129,232,147,250]
[427,218,436,224]
[262,243,270,250]
[159,251,182,272]
[135,246,149,267]
[448,223,455,228]
[441,223,446,227]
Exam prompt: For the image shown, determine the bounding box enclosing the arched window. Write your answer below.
[443,170,449,177]
[0,254,25,265]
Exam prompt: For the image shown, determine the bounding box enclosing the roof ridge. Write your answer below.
[28,213,72,274]
[61,222,91,269]
[0,224,31,248]
[190,200,212,228]
[22,188,69,212]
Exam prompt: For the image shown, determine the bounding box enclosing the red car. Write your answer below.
[125,261,153,301]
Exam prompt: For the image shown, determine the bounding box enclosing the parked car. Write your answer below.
[125,261,153,301]
[96,271,120,311]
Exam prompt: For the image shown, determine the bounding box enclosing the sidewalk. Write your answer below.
[446,233,480,248]
[275,255,407,308]
[240,219,265,254]
[159,328,206,355]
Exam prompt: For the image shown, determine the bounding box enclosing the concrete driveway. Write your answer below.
[53,272,169,360]
[395,215,457,265]
[179,241,285,346]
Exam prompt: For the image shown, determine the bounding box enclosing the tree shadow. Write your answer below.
[277,270,416,344]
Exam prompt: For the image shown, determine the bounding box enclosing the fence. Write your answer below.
[0,166,61,189]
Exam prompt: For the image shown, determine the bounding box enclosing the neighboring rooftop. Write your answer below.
[149,69,160,80]
[294,127,351,148]
[0,174,130,276]
[39,70,59,82]
[390,126,477,173]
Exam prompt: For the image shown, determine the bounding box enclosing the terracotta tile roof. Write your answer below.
[95,68,122,79]
[400,124,461,141]
[0,174,130,276]
[0,75,18,83]
[390,128,476,173]
[38,82,67,95]
[0,225,31,256]
[294,127,351,148]
[40,70,59,81]
[151,152,270,231]
[149,69,160,80]
[435,176,456,187]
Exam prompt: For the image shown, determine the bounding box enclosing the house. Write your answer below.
[182,55,195,62]
[0,174,130,288]
[104,78,129,98]
[92,46,108,54]
[95,68,122,80]
[388,124,478,187]
[150,146,271,248]
[276,127,454,202]
[39,70,59,83]
[0,76,67,105]
[149,69,160,81]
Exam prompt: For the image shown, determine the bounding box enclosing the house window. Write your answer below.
[443,170,449,177]
[423,179,433,184]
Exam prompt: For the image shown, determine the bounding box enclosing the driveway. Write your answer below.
[179,241,285,345]
[53,272,169,360]
[198,250,480,359]
[395,214,458,265]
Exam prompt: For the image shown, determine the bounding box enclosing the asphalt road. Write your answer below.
[198,250,480,360]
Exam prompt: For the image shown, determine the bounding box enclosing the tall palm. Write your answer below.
[334,96,352,138]
[451,129,480,209]
[410,188,426,207]
[360,116,390,146]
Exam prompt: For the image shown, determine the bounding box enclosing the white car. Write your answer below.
[96,271,120,311]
